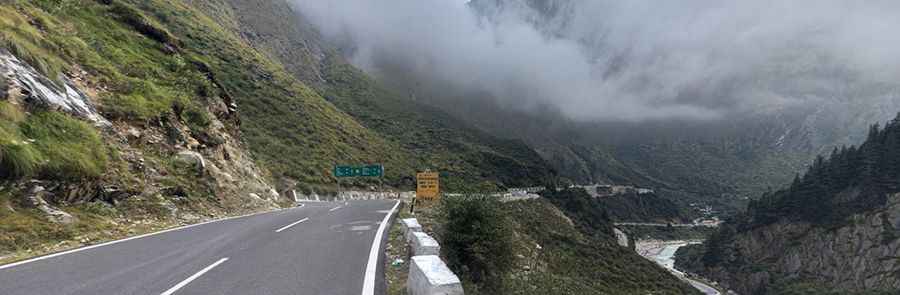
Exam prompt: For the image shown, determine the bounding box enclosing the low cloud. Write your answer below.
[291,0,900,122]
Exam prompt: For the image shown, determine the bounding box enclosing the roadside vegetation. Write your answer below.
[438,195,515,293]
[382,192,700,295]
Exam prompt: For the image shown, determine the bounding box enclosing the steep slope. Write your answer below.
[679,115,900,294]
[503,196,701,294]
[214,0,557,190]
[0,0,300,262]
[116,0,412,187]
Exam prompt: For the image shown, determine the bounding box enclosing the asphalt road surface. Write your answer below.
[0,200,399,295]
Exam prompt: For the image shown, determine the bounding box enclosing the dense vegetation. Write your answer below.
[542,188,616,238]
[594,191,691,223]
[744,115,900,227]
[438,195,515,293]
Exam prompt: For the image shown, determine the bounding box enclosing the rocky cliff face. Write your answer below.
[704,193,900,294]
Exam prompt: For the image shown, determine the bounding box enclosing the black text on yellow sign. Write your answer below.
[416,172,440,199]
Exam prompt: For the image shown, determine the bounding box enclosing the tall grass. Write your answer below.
[0,143,41,179]
[21,111,108,180]
[0,102,108,181]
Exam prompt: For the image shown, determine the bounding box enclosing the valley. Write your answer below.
[1,0,900,294]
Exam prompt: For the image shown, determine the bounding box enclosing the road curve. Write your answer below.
[0,200,399,295]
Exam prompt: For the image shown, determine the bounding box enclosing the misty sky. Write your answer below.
[291,0,900,122]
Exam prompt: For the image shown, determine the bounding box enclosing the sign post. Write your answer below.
[416,172,440,200]
[334,164,384,200]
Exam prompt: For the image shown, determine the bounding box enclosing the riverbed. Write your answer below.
[636,240,721,295]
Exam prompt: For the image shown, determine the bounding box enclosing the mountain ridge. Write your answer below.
[678,115,900,294]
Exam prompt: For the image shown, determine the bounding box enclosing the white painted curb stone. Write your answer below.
[411,232,441,256]
[408,255,464,295]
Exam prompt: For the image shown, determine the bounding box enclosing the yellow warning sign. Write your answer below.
[416,172,440,199]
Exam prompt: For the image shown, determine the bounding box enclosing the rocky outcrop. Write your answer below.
[613,227,629,248]
[707,193,900,294]
[0,50,109,127]
[23,182,76,224]
[173,151,206,174]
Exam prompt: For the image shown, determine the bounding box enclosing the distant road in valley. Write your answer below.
[615,222,718,227]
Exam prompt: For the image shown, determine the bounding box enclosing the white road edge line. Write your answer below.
[275,217,310,233]
[0,207,298,270]
[361,200,400,295]
[329,206,343,212]
[160,257,229,295]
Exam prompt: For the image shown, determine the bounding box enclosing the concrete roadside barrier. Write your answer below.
[411,232,440,256]
[407,255,464,295]
[401,218,423,241]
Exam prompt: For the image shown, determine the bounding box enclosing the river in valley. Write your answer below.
[636,240,722,295]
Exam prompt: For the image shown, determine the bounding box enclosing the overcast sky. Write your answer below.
[291,0,900,122]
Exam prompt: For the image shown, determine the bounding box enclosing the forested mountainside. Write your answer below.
[678,115,900,294]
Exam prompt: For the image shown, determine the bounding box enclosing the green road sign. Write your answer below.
[334,164,383,177]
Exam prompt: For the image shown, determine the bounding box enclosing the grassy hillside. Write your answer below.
[116,0,414,187]
[217,0,558,190]
[503,199,699,294]
[0,0,416,189]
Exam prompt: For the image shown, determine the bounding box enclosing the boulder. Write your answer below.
[613,228,629,248]
[125,127,142,141]
[407,255,464,295]
[411,232,441,256]
[173,151,205,174]
[24,184,76,224]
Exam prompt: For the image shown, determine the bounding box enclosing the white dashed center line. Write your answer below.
[329,206,343,212]
[275,217,309,233]
[160,257,228,295]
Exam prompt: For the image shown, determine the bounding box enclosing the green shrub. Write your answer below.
[182,105,211,130]
[438,194,515,292]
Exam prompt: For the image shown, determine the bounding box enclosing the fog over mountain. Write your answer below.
[292,0,900,123]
